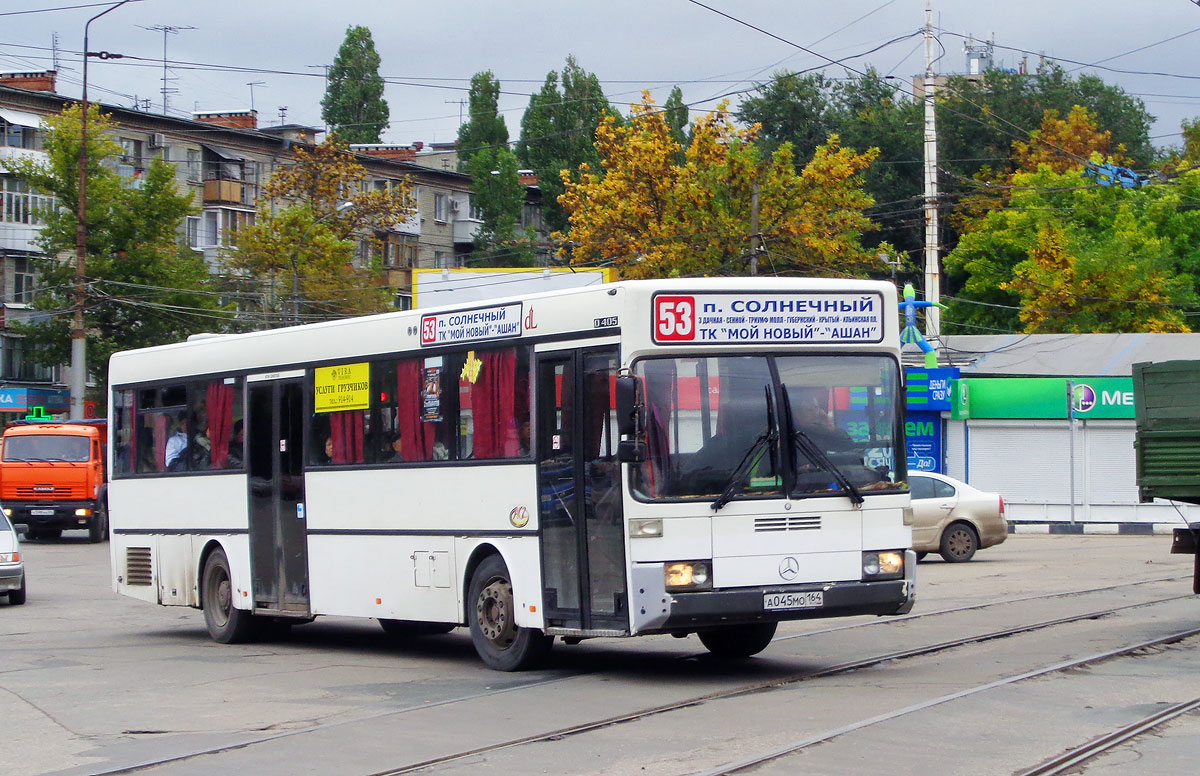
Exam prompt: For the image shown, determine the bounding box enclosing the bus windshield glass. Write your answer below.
[631,354,903,502]
[3,434,90,462]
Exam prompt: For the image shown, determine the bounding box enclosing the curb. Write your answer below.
[1007,522,1182,536]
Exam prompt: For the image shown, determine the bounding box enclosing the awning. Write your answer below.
[0,107,45,128]
[201,143,244,161]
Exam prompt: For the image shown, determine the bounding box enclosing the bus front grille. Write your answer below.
[125,547,152,586]
[755,516,821,532]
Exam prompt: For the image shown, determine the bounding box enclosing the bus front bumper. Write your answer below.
[631,551,916,633]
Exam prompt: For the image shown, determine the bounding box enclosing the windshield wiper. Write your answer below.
[781,386,863,506]
[711,386,778,512]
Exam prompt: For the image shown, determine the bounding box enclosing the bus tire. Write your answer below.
[467,554,552,671]
[698,622,778,658]
[202,548,256,644]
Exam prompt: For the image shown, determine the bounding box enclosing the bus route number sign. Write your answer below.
[653,292,883,345]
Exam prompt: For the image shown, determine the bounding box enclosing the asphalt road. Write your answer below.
[2,531,1198,776]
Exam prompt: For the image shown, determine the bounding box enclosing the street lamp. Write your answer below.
[878,252,903,285]
[291,201,353,326]
[71,0,133,419]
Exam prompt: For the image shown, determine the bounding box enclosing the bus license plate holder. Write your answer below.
[763,591,823,611]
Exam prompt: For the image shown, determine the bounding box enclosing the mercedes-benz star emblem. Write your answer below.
[778,556,799,580]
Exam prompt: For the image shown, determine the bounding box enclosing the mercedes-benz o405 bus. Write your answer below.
[108,277,914,670]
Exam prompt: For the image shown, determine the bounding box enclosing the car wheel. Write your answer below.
[202,548,256,643]
[8,576,25,606]
[379,619,455,637]
[468,554,552,671]
[915,551,928,561]
[698,622,778,658]
[939,522,979,563]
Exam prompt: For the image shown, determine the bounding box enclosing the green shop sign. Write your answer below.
[951,377,1135,420]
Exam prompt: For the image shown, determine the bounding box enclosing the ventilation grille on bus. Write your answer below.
[125,547,152,586]
[755,516,821,532]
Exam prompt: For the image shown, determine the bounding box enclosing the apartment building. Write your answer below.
[0,69,545,418]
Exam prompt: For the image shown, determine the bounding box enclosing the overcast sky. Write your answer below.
[4,0,1199,152]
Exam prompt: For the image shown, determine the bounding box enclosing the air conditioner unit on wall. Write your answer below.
[148,133,166,148]
[449,199,460,213]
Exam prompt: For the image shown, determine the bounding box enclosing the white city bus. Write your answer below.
[108,278,914,670]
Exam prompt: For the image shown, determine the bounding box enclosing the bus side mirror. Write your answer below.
[615,376,641,437]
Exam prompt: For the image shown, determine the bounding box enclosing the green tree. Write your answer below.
[516,55,618,233]
[466,147,536,267]
[224,136,414,322]
[662,85,690,158]
[943,166,1200,333]
[456,71,509,171]
[9,104,214,401]
[321,25,389,144]
[737,71,832,163]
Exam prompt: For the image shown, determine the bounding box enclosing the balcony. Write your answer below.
[203,178,243,205]
[452,216,482,245]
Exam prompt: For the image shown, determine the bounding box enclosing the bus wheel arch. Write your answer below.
[465,550,552,671]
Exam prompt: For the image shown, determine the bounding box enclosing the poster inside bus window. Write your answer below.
[314,362,370,413]
[422,358,443,422]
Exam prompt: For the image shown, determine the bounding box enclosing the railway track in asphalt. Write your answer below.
[84,576,1194,776]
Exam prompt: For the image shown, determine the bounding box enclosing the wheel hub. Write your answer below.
[476,579,516,648]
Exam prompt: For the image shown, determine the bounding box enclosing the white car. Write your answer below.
[909,471,1007,562]
[0,510,25,604]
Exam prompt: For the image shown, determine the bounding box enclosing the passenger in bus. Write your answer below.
[794,395,854,455]
[380,431,404,463]
[518,420,531,457]
[165,412,189,471]
[227,420,244,468]
[318,436,333,465]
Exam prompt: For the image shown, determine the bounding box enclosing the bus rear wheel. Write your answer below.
[468,555,551,671]
[202,548,256,644]
[698,622,778,658]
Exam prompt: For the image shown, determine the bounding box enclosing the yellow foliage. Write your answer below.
[557,93,882,279]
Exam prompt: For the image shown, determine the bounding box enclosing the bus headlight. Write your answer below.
[665,561,712,591]
[630,518,663,538]
[863,551,904,581]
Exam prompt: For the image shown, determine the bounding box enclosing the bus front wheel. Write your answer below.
[202,548,256,644]
[467,555,552,671]
[698,622,778,658]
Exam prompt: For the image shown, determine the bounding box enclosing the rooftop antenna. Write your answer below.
[247,81,265,113]
[51,32,60,72]
[139,24,196,115]
[277,105,288,125]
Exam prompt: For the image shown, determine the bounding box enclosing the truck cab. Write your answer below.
[0,421,109,542]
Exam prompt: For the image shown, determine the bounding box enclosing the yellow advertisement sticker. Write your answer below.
[314,362,370,413]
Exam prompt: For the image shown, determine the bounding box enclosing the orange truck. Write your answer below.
[0,420,108,542]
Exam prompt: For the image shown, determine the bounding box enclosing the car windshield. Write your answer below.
[631,354,904,502]
[3,434,90,462]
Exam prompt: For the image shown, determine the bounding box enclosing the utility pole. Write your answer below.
[75,0,132,419]
[922,0,941,339]
[749,181,760,276]
[139,24,195,115]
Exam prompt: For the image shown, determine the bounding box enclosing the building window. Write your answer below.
[0,120,39,150]
[186,216,201,250]
[186,149,202,181]
[1,177,54,225]
[469,197,484,221]
[199,208,255,248]
[11,256,36,304]
[434,193,448,222]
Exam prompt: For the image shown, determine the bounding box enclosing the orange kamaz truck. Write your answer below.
[0,420,108,542]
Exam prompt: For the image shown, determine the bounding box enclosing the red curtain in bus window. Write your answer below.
[641,359,677,497]
[153,413,169,472]
[206,381,233,469]
[330,411,364,464]
[397,360,435,462]
[471,349,516,459]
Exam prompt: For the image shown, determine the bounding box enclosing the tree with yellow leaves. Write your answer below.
[557,94,885,279]
[224,136,414,323]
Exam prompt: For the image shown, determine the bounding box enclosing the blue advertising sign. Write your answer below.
[905,367,959,412]
[905,410,942,473]
[0,387,70,413]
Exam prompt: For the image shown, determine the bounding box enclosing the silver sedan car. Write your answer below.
[0,510,26,604]
[909,471,1008,562]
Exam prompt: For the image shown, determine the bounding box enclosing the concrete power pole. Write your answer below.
[922,1,941,339]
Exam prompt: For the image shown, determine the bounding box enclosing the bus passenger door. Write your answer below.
[536,348,627,633]
[246,377,311,616]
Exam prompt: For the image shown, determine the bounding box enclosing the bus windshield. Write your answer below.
[631,354,903,502]
[3,434,90,462]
